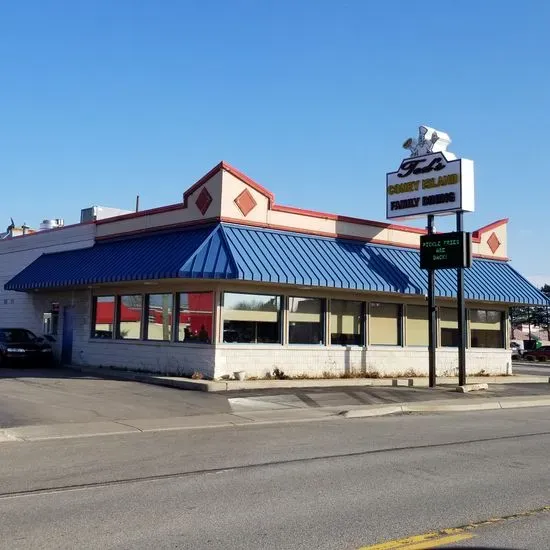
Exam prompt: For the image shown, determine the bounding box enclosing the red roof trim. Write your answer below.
[182,161,275,208]
[77,162,507,255]
[472,218,508,242]
[0,220,96,243]
[220,161,275,206]
[271,204,427,234]
[95,217,218,241]
[96,161,275,227]
[182,162,224,208]
[95,202,186,225]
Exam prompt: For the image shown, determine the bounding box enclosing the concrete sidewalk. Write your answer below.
[2,393,550,443]
[68,364,550,392]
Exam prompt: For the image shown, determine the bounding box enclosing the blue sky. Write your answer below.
[1,1,548,285]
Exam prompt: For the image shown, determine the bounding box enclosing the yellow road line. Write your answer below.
[359,531,473,549]
[359,504,550,550]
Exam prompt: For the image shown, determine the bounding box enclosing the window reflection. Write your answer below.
[470,309,503,348]
[91,296,115,339]
[223,293,281,343]
[288,297,323,344]
[118,295,142,339]
[177,292,213,344]
[369,303,401,345]
[330,300,363,346]
[147,294,173,341]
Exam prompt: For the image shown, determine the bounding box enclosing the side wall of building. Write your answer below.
[0,224,96,338]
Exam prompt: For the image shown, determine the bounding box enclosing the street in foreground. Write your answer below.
[1,407,550,549]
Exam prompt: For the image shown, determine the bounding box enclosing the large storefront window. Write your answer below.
[288,297,324,344]
[440,307,459,347]
[91,296,115,339]
[406,305,428,346]
[369,302,401,345]
[177,292,213,344]
[470,309,504,348]
[223,292,281,343]
[118,295,143,339]
[146,294,173,341]
[330,300,363,346]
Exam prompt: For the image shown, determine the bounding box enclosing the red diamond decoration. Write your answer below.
[234,189,257,217]
[487,232,501,254]
[195,187,212,216]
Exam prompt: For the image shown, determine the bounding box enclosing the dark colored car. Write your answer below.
[523,345,550,362]
[0,328,54,367]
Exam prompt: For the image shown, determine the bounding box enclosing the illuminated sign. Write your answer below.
[420,231,472,270]
[386,126,475,220]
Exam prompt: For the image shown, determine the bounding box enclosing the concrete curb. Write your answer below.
[456,383,489,393]
[339,395,550,418]
[67,365,550,392]
[3,395,550,443]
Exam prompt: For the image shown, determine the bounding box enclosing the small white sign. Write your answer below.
[386,126,475,220]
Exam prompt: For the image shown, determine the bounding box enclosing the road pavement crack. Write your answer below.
[112,420,144,432]
[1,429,550,500]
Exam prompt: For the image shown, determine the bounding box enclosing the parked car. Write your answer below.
[523,345,550,362]
[0,328,54,367]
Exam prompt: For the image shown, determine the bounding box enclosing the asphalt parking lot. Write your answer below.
[513,359,550,376]
[2,365,550,430]
[0,368,232,428]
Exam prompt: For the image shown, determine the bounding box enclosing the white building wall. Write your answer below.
[215,346,511,379]
[63,290,216,377]
[0,224,95,336]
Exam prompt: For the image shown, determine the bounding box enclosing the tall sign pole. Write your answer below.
[386,125,475,388]
[427,214,437,388]
[456,211,467,386]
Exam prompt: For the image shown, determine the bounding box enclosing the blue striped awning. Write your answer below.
[4,222,548,305]
[5,225,237,291]
[221,225,548,305]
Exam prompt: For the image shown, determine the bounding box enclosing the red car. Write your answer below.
[523,346,550,362]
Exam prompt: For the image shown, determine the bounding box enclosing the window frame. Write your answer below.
[287,296,326,346]
[144,292,175,342]
[116,294,144,340]
[221,291,283,344]
[469,308,505,349]
[438,306,461,348]
[90,295,116,340]
[405,304,429,347]
[329,299,365,347]
[368,302,403,346]
[175,291,214,345]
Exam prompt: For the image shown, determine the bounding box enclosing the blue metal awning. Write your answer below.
[221,224,548,305]
[5,222,548,305]
[4,225,237,291]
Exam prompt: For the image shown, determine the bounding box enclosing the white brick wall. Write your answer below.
[215,345,511,379]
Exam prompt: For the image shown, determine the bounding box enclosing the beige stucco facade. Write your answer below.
[93,161,509,260]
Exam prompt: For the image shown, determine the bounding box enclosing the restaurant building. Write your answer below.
[1,161,547,379]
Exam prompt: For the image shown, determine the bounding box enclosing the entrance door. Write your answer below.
[61,306,74,365]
